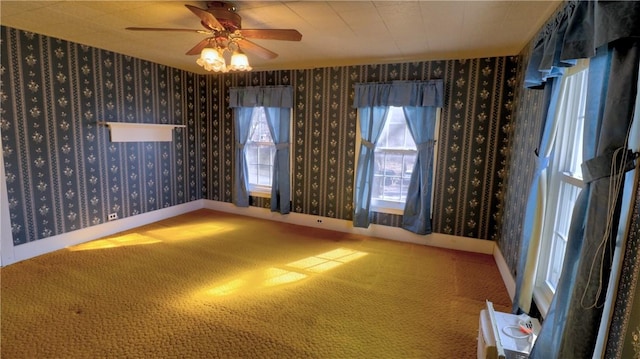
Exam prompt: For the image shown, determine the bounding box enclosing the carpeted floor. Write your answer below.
[0,209,511,358]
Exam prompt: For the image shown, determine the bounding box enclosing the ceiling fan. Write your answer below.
[126,1,302,72]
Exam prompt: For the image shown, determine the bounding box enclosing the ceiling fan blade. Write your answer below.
[126,27,209,34]
[186,38,214,56]
[237,39,278,60]
[185,4,224,31]
[239,29,302,41]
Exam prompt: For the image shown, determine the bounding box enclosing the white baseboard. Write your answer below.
[0,149,13,267]
[202,200,495,255]
[493,245,516,302]
[6,201,203,266]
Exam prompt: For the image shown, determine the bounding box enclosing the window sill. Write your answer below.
[532,286,552,319]
[561,172,585,188]
[371,200,405,215]
[249,190,270,198]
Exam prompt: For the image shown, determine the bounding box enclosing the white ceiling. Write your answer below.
[0,1,560,75]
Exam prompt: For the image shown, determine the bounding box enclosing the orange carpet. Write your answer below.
[1,209,511,358]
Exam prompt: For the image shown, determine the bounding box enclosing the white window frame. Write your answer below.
[364,106,441,215]
[244,107,275,198]
[533,61,589,317]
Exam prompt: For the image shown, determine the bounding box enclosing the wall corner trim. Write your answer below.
[493,245,516,302]
[0,143,14,266]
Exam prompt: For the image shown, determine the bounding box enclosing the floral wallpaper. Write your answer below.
[496,42,545,276]
[2,25,516,248]
[203,59,518,240]
[1,27,198,245]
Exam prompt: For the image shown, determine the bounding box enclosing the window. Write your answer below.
[534,63,588,315]
[370,106,440,214]
[245,107,276,196]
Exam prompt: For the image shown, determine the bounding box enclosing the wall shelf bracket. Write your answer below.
[99,122,186,142]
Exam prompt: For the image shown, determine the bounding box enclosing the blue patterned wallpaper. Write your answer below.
[202,59,518,240]
[496,43,545,275]
[2,25,517,246]
[1,27,198,245]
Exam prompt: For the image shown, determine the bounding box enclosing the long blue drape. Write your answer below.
[402,106,438,234]
[515,1,640,357]
[229,86,293,212]
[352,80,443,230]
[232,107,253,207]
[264,107,291,214]
[530,47,610,358]
[353,106,388,228]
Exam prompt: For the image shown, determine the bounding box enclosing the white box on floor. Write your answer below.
[477,302,540,359]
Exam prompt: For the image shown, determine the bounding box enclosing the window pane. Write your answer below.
[258,146,272,164]
[387,123,406,148]
[257,164,272,186]
[545,179,582,291]
[248,107,272,143]
[535,62,589,312]
[402,155,415,189]
[246,145,259,183]
[546,232,567,288]
[371,170,384,199]
[373,107,417,205]
[245,107,275,190]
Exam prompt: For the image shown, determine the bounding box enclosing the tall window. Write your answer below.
[371,106,440,214]
[245,107,275,195]
[534,64,588,313]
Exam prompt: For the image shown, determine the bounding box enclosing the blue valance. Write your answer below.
[526,0,640,88]
[352,80,444,108]
[229,86,293,108]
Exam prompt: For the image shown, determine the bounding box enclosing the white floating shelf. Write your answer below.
[103,122,186,142]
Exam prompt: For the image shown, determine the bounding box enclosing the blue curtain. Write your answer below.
[229,86,293,108]
[402,106,438,234]
[530,50,608,357]
[516,2,640,357]
[353,106,389,228]
[264,107,291,214]
[352,80,443,229]
[232,107,253,207]
[229,86,293,210]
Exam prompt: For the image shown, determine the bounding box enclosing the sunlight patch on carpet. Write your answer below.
[196,247,367,298]
[144,223,236,240]
[262,268,308,287]
[200,268,308,297]
[286,248,368,273]
[68,233,161,251]
[205,278,247,296]
[68,223,237,251]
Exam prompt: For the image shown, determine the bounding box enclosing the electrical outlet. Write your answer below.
[108,213,118,221]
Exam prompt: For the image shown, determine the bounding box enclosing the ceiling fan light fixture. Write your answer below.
[127,3,302,74]
[197,47,228,72]
[198,47,218,62]
[229,50,252,71]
